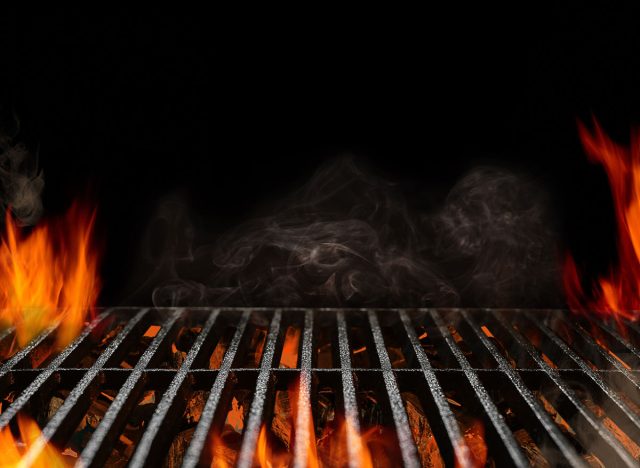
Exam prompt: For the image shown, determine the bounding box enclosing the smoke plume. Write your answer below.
[0,119,44,226]
[431,167,561,307]
[142,158,561,308]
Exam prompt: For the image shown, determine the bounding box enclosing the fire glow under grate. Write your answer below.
[0,308,638,467]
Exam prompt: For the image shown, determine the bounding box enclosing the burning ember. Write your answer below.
[564,119,640,327]
[0,202,100,349]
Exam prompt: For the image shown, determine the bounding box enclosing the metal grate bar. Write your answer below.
[337,309,364,468]
[129,308,221,467]
[78,309,181,468]
[399,310,469,466]
[367,309,419,468]
[491,312,638,467]
[181,309,251,468]
[0,309,117,429]
[458,310,586,468]
[236,309,283,468]
[0,307,637,467]
[430,310,530,468]
[523,311,640,435]
[293,309,314,468]
[564,319,640,389]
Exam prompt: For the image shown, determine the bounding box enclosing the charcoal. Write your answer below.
[0,333,17,363]
[127,391,156,428]
[241,328,267,367]
[212,432,240,467]
[316,342,333,367]
[78,323,125,367]
[184,390,207,425]
[402,392,444,468]
[170,345,187,368]
[349,328,372,367]
[459,416,490,468]
[209,340,227,369]
[581,397,640,460]
[357,390,383,427]
[47,395,65,421]
[175,327,199,352]
[316,387,336,433]
[105,450,129,468]
[386,346,406,368]
[223,396,246,434]
[315,324,334,368]
[271,390,293,449]
[29,339,54,368]
[583,453,606,468]
[279,326,300,369]
[513,429,549,467]
[481,326,517,368]
[164,427,194,468]
[66,391,113,453]
[0,390,15,413]
[535,391,576,435]
[210,394,250,468]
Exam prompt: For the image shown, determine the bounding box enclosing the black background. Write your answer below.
[1,7,638,305]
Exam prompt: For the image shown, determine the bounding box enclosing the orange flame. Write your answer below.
[256,424,290,468]
[0,202,100,348]
[0,414,71,467]
[210,397,245,467]
[563,119,640,328]
[256,416,374,468]
[255,377,378,468]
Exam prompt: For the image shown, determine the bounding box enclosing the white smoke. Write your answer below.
[0,119,44,226]
[139,159,561,308]
[431,167,561,306]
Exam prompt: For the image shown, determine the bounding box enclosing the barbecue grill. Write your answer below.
[0,307,638,467]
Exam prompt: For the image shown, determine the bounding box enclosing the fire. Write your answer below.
[211,379,383,468]
[563,119,640,328]
[0,414,70,467]
[0,202,100,349]
[256,415,374,468]
[256,424,291,468]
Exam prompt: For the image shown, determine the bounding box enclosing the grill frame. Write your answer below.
[0,307,638,468]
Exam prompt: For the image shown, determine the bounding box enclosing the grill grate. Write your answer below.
[0,307,638,467]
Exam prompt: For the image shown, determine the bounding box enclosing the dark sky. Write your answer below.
[1,7,639,304]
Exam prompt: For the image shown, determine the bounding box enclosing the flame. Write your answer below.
[211,378,383,468]
[255,377,377,468]
[0,202,100,348]
[210,397,245,467]
[563,119,640,328]
[256,425,290,468]
[0,414,71,467]
[256,415,374,468]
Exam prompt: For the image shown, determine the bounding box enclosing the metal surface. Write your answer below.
[0,307,637,467]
